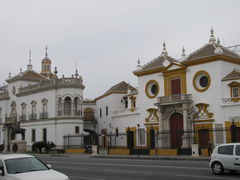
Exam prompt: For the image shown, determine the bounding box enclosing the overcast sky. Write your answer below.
[0,0,239,99]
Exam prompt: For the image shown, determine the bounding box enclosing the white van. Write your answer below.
[209,143,240,175]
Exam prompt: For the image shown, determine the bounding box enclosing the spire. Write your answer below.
[161,41,168,56]
[45,46,48,58]
[8,71,11,78]
[209,27,216,43]
[75,69,79,78]
[137,58,142,70]
[54,66,58,76]
[27,50,33,71]
[20,67,22,74]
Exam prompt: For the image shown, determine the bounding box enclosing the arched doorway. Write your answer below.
[83,108,95,121]
[170,113,183,149]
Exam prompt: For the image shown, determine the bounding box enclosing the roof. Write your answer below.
[6,70,48,83]
[182,42,239,63]
[95,81,136,100]
[134,54,177,76]
[0,154,33,160]
[222,69,240,81]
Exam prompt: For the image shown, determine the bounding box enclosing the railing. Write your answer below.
[5,116,17,124]
[111,107,140,117]
[0,91,9,100]
[221,97,240,106]
[19,115,27,121]
[18,77,83,95]
[29,113,37,120]
[40,112,48,119]
[57,110,81,117]
[157,94,192,105]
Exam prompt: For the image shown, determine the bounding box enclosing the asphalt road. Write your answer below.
[36,154,240,180]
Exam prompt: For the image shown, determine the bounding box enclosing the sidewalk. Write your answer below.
[90,154,210,161]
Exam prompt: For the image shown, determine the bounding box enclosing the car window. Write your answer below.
[218,145,234,155]
[236,145,240,156]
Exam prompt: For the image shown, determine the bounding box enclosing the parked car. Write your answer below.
[209,143,240,175]
[0,154,70,180]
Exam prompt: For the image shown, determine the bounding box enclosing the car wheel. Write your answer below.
[212,162,224,175]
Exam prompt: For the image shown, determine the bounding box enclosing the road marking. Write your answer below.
[104,169,154,175]
[176,174,239,180]
[69,175,105,180]
[46,160,209,170]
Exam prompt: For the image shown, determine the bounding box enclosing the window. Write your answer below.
[145,80,159,98]
[75,126,80,134]
[232,87,239,97]
[139,128,145,145]
[123,97,128,109]
[218,145,234,155]
[106,106,108,116]
[0,108,2,123]
[193,71,211,92]
[100,108,102,118]
[32,129,36,142]
[236,145,240,156]
[43,128,47,142]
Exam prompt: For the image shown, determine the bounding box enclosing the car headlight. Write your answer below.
[66,177,70,180]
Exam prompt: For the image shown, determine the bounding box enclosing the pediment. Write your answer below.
[165,62,184,71]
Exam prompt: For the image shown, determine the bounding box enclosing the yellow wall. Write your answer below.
[65,149,85,154]
[194,123,213,144]
[150,149,177,156]
[109,149,130,155]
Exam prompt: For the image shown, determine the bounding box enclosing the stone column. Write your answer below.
[3,127,8,153]
[158,106,168,148]
[182,104,189,149]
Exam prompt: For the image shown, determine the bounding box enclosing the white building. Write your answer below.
[95,29,240,155]
[0,49,86,151]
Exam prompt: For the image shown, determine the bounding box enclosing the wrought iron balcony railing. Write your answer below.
[29,113,37,120]
[19,115,27,121]
[40,112,48,119]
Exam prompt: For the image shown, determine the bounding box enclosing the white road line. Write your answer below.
[46,160,209,170]
[55,166,88,170]
[69,175,105,180]
[176,174,239,180]
[104,169,154,175]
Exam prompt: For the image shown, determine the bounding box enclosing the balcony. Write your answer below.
[29,113,37,120]
[5,116,17,124]
[156,94,192,106]
[40,112,48,119]
[111,107,140,117]
[0,91,10,100]
[221,97,240,106]
[19,115,27,121]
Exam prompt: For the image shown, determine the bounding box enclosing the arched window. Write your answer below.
[84,108,95,121]
[57,97,62,116]
[20,103,26,121]
[41,99,48,119]
[30,101,37,120]
[73,97,80,116]
[64,97,72,116]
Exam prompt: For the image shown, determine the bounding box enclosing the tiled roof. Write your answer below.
[134,55,177,74]
[182,43,239,63]
[103,81,136,95]
[6,70,48,83]
[222,69,240,81]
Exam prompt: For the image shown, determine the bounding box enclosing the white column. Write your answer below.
[3,127,8,152]
[158,106,168,148]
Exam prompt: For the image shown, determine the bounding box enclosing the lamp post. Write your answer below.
[137,124,140,157]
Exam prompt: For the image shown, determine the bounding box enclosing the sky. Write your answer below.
[0,0,240,99]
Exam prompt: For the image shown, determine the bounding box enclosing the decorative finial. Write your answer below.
[137,58,140,65]
[209,27,216,43]
[45,46,48,58]
[182,46,186,56]
[20,67,22,73]
[75,69,79,78]
[161,41,168,56]
[54,66,58,76]
[29,50,32,64]
[217,38,220,45]
[9,71,11,78]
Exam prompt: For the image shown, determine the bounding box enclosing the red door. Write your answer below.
[198,129,209,149]
[170,113,183,149]
[171,78,181,95]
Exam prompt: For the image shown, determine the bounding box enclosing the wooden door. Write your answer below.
[170,113,183,149]
[171,78,181,95]
[198,129,209,149]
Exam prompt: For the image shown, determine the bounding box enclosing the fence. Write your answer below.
[63,126,240,155]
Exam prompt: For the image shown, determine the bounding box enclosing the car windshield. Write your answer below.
[5,157,49,174]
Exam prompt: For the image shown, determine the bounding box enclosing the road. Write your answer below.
[36,154,239,180]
